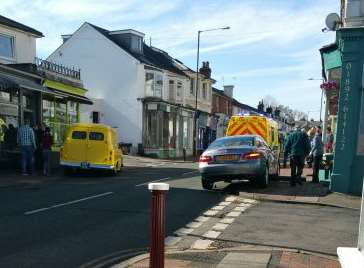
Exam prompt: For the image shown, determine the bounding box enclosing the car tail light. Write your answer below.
[199,155,213,163]
[241,152,261,160]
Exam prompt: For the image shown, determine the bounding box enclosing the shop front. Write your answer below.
[143,100,194,158]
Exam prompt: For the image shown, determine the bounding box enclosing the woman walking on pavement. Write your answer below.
[309,126,324,183]
[41,127,53,176]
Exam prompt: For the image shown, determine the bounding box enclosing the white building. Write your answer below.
[48,22,202,157]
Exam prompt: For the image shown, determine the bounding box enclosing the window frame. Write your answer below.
[0,33,15,60]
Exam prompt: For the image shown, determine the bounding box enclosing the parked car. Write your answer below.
[60,123,123,174]
[198,135,279,190]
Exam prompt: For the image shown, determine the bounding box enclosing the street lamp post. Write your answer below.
[308,78,325,122]
[193,26,230,157]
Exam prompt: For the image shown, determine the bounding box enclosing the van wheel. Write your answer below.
[201,176,214,190]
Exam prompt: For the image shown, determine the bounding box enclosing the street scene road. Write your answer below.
[0,156,360,267]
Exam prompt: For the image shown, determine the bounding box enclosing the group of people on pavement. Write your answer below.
[3,120,53,176]
[283,125,328,186]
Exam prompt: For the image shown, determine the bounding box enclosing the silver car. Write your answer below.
[199,135,280,190]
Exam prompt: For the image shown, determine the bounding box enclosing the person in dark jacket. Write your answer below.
[284,127,311,186]
[309,126,324,183]
[4,124,17,150]
[41,127,53,176]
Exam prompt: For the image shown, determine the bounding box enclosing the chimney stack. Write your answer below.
[199,61,211,78]
[223,85,234,98]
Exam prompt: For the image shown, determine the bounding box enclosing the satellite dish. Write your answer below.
[325,13,340,31]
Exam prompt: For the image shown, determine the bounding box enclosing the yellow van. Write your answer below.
[226,115,280,156]
[60,123,123,173]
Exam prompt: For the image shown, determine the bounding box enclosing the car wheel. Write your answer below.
[201,177,214,190]
[258,165,269,188]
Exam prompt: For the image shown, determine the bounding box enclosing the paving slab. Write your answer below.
[203,230,221,239]
[212,223,229,231]
[203,210,219,216]
[226,211,242,217]
[190,239,214,250]
[174,227,194,236]
[226,196,238,202]
[217,252,271,268]
[195,216,210,222]
[165,236,182,246]
[186,221,203,229]
[219,201,232,206]
[211,205,225,211]
[220,218,235,224]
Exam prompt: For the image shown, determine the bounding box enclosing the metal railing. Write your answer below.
[34,57,81,80]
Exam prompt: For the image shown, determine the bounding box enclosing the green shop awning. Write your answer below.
[43,79,87,97]
[320,44,342,71]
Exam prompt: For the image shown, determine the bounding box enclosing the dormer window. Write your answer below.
[0,34,14,59]
[108,29,144,54]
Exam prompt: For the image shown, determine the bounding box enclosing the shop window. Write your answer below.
[169,80,175,101]
[89,132,104,141]
[145,110,158,148]
[0,91,10,102]
[190,78,195,95]
[68,101,78,124]
[155,74,163,98]
[177,81,183,100]
[145,72,154,96]
[0,34,14,59]
[202,83,207,99]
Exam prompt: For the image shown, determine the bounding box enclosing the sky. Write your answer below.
[0,0,340,119]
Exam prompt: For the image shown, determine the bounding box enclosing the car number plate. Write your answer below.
[80,162,90,169]
[216,155,239,161]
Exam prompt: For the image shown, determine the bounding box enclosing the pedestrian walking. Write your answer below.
[284,126,311,186]
[309,126,324,183]
[41,127,53,176]
[325,126,334,153]
[17,120,36,175]
[34,124,44,171]
[4,124,17,150]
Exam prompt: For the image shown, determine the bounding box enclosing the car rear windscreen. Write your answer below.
[72,131,87,140]
[89,132,104,141]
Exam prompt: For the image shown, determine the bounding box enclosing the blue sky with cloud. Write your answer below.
[1,0,339,119]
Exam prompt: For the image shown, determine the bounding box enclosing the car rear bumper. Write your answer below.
[60,161,114,170]
[199,160,264,180]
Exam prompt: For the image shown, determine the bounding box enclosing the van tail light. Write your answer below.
[199,155,213,163]
[241,152,261,160]
[109,151,113,161]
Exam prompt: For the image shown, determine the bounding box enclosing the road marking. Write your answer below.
[135,177,170,187]
[220,217,235,224]
[24,192,114,215]
[186,221,203,228]
[226,211,242,217]
[203,210,219,216]
[212,223,229,231]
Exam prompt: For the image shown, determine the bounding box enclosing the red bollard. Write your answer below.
[148,183,169,268]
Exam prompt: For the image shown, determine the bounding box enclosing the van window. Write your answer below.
[89,132,104,141]
[72,131,87,140]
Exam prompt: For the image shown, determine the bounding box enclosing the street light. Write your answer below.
[308,78,325,122]
[193,26,230,157]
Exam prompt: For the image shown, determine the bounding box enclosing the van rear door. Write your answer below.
[86,128,109,165]
[64,126,88,163]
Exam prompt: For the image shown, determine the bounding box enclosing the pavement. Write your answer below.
[0,155,361,267]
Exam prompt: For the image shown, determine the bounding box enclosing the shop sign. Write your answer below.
[339,62,352,152]
[0,103,17,116]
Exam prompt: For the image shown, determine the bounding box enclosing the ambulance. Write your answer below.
[226,114,280,163]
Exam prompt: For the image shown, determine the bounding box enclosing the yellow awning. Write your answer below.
[43,79,87,97]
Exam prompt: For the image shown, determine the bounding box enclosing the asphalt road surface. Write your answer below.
[0,156,228,268]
